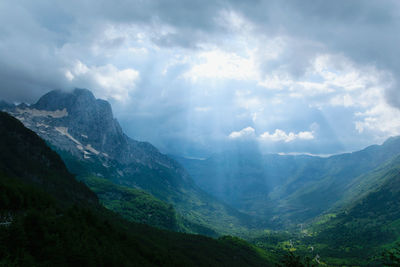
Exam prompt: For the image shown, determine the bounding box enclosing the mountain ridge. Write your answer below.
[175,135,400,227]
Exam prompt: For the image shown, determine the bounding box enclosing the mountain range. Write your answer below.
[0,111,275,266]
[2,88,400,265]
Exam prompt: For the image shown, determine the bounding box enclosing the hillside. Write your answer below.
[0,111,275,266]
[81,175,220,236]
[82,176,180,231]
[248,154,400,266]
[176,138,400,227]
[296,155,400,265]
[0,111,98,207]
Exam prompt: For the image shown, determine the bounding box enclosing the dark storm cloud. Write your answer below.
[1,0,399,101]
[0,0,225,102]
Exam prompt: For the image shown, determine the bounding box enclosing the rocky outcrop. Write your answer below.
[3,89,183,171]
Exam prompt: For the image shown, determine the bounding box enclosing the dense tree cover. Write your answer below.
[0,175,55,211]
[82,176,222,236]
[0,175,275,266]
[83,176,180,231]
[276,252,316,267]
[382,243,400,266]
[305,162,400,264]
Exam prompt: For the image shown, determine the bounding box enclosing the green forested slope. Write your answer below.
[81,176,224,236]
[307,160,400,265]
[82,176,180,231]
[246,154,400,266]
[0,177,275,267]
[58,148,253,236]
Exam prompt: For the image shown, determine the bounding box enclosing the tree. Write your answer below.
[276,251,316,267]
[382,243,400,266]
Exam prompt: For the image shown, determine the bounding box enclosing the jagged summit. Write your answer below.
[31,89,126,161]
[1,88,173,167]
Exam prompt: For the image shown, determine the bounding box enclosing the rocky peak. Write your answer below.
[32,89,129,161]
[33,88,95,111]
[1,88,181,171]
[32,89,115,126]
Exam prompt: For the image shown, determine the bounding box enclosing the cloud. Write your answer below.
[259,54,384,99]
[355,103,400,137]
[0,0,400,156]
[229,127,314,144]
[229,127,255,139]
[260,129,314,143]
[65,61,139,102]
[329,94,354,108]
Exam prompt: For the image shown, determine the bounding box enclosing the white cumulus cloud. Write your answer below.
[260,129,314,143]
[229,126,256,139]
[65,60,139,102]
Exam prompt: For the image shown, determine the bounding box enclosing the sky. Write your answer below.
[1,0,400,157]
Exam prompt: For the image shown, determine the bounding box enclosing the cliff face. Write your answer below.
[9,89,175,167]
[1,89,193,187]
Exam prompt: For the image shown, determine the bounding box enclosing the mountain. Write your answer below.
[300,154,400,265]
[0,111,275,266]
[1,89,252,234]
[175,137,400,227]
[244,154,400,266]
[13,88,170,166]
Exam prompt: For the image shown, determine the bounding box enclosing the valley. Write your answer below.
[2,89,400,266]
[1,1,399,266]
[176,138,400,265]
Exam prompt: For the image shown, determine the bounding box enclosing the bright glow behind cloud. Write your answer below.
[183,49,258,82]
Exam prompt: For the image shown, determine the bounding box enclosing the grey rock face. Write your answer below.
[2,88,184,173]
